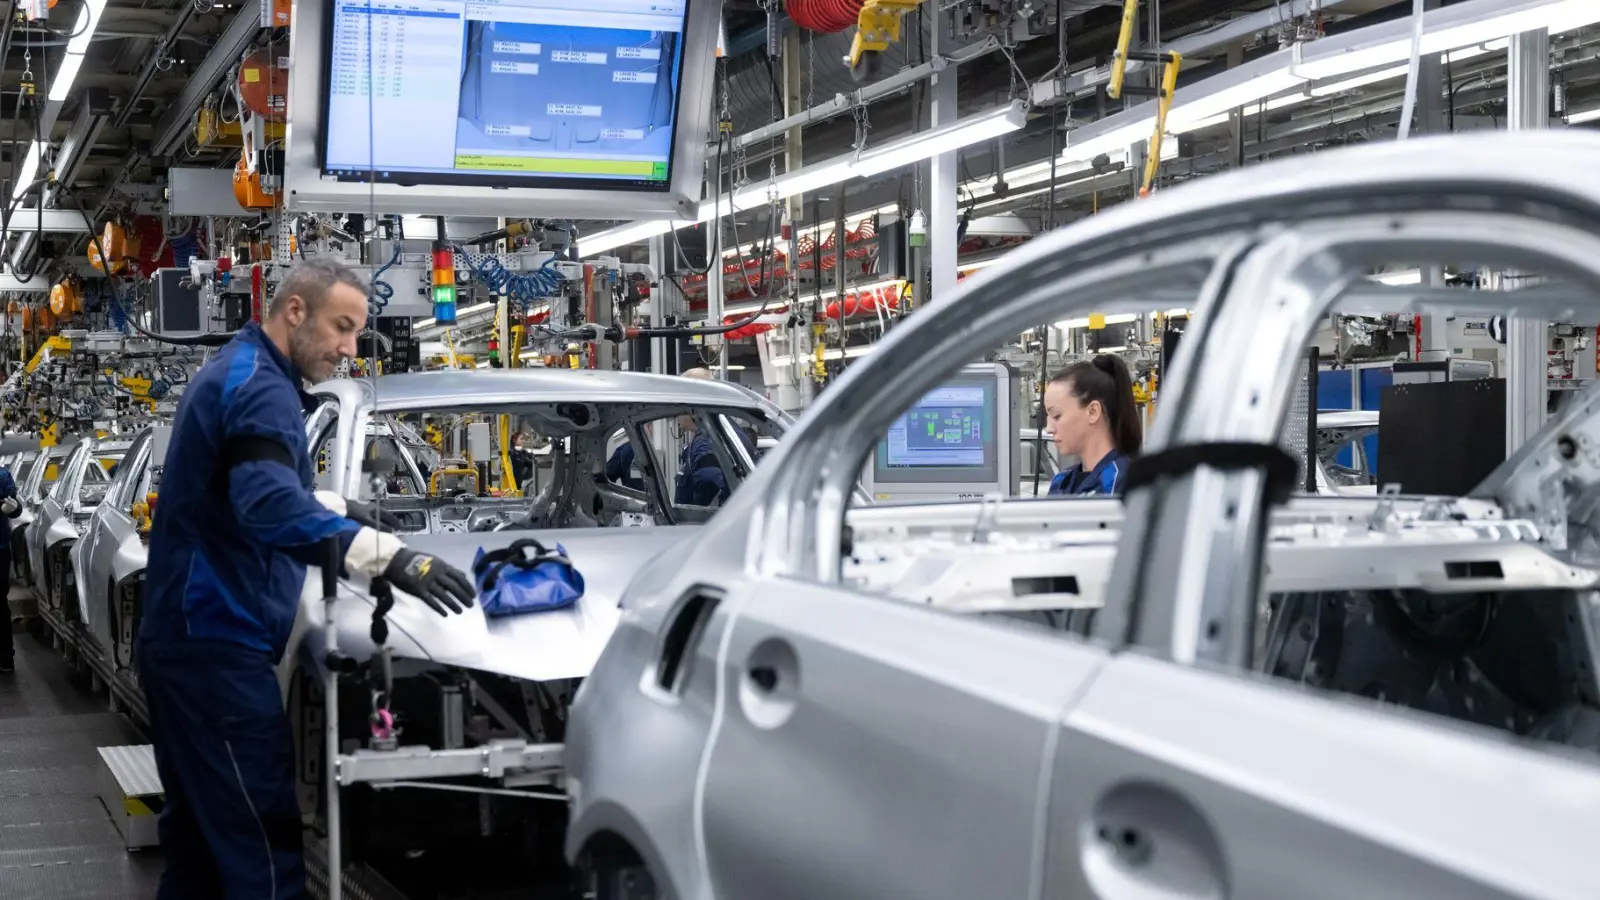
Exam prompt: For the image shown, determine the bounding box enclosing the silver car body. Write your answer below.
[74,429,157,669]
[291,369,791,684]
[13,444,70,584]
[30,437,131,615]
[564,132,1600,900]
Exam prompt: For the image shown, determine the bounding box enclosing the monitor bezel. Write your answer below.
[285,0,716,218]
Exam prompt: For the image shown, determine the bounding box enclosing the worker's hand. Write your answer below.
[382,548,476,617]
[0,497,17,515]
[345,499,405,532]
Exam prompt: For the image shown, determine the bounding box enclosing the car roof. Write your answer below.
[311,369,770,413]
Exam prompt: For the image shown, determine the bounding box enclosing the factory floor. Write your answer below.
[0,591,162,900]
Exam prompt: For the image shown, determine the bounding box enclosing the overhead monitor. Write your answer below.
[862,363,1019,503]
[284,0,717,218]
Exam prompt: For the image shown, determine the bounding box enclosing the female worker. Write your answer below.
[1043,354,1143,496]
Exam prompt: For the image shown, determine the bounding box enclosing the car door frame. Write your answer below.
[81,432,152,645]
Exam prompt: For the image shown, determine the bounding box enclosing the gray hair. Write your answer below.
[268,257,368,318]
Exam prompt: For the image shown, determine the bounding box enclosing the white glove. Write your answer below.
[1,497,18,515]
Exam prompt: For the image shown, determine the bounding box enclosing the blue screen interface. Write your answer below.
[883,385,990,469]
[324,0,689,187]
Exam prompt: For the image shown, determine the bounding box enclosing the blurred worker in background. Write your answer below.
[604,367,740,505]
[510,431,537,493]
[0,459,20,673]
[138,257,477,900]
[672,367,733,506]
[1044,354,1142,496]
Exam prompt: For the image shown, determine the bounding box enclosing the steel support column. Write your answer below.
[1506,29,1550,453]
[1418,0,1449,358]
[927,12,958,302]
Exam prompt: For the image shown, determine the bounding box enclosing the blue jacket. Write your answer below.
[605,443,646,491]
[141,323,360,659]
[1049,448,1129,497]
[0,466,18,550]
[675,430,729,506]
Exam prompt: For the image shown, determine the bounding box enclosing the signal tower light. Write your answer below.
[431,242,457,325]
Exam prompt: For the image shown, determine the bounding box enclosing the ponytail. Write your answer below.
[1048,354,1143,456]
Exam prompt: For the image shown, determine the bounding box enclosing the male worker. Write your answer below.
[604,367,738,504]
[0,458,21,673]
[139,257,477,900]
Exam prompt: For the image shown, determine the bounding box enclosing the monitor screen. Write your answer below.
[321,0,692,191]
[873,376,1000,484]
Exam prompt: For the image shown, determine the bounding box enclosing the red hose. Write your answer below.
[786,0,864,34]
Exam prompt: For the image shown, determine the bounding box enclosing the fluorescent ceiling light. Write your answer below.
[1063,0,1600,161]
[1568,107,1600,125]
[852,103,1028,179]
[1373,270,1422,285]
[1058,312,1139,329]
[12,143,42,199]
[67,0,108,55]
[45,0,106,104]
[769,344,875,367]
[49,54,86,102]
[580,219,679,256]
[583,102,1027,259]
[1292,0,1599,81]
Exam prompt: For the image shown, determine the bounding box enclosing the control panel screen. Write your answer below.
[873,377,1000,484]
[322,0,691,190]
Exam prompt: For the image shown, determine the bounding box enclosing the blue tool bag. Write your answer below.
[471,539,585,618]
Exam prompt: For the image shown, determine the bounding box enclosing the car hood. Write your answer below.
[310,526,697,683]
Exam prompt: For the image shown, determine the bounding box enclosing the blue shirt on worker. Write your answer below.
[0,466,18,550]
[1048,448,1129,497]
[140,322,360,661]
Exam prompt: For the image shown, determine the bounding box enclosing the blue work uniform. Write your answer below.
[676,430,730,506]
[139,322,361,900]
[604,443,646,491]
[1048,448,1130,497]
[0,466,19,668]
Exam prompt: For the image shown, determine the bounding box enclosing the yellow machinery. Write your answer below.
[498,415,518,495]
[25,334,72,375]
[429,464,480,497]
[1108,0,1183,197]
[847,0,926,79]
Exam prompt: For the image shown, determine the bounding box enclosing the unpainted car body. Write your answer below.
[563,132,1600,900]
[13,444,71,585]
[270,369,788,884]
[28,437,128,616]
[73,429,157,672]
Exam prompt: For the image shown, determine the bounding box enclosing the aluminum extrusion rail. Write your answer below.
[337,740,565,788]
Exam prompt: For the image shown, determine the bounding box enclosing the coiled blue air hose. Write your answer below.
[454,247,566,307]
[370,244,402,316]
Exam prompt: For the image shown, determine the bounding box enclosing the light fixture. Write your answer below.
[1373,270,1422,285]
[769,344,876,367]
[1061,0,1600,163]
[1057,312,1139,329]
[45,0,106,104]
[12,143,42,199]
[1567,107,1600,125]
[582,101,1028,259]
[851,102,1028,179]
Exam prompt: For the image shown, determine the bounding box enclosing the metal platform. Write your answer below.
[97,745,163,850]
[0,618,163,900]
